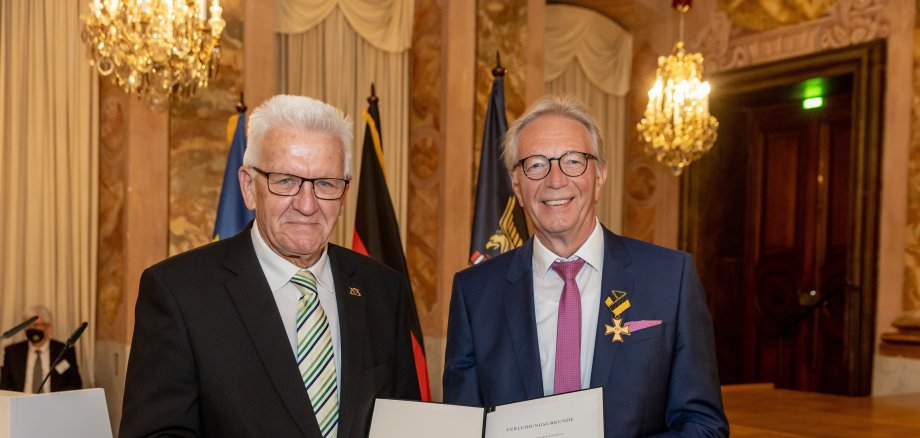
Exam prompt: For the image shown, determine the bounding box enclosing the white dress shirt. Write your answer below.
[532,219,605,396]
[24,340,51,394]
[251,221,342,396]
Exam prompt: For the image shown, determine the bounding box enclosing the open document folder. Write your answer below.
[369,387,603,438]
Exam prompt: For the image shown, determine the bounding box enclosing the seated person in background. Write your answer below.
[0,305,82,393]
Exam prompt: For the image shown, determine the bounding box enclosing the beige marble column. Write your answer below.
[429,0,476,402]
[244,0,275,109]
[880,0,920,360]
[95,84,169,432]
[525,0,544,105]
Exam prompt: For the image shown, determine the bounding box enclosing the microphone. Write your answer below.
[36,321,88,393]
[0,316,38,341]
[64,321,88,348]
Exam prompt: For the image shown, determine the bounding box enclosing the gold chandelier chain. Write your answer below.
[679,9,685,44]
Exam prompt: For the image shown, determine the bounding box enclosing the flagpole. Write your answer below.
[236,92,247,113]
[493,50,505,77]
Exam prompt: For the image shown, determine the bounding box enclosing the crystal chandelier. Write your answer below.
[637,0,718,176]
[80,0,226,110]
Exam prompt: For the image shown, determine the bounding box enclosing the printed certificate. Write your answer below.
[370,387,603,438]
[485,388,603,438]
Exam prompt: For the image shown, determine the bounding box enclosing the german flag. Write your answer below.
[352,86,430,400]
[469,58,529,264]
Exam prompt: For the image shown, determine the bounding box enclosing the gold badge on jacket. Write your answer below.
[349,287,362,297]
[604,290,631,343]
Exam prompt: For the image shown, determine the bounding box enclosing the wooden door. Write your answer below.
[681,43,884,397]
[743,95,851,394]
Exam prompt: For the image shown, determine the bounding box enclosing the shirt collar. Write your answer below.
[30,340,50,354]
[250,220,334,293]
[533,218,604,278]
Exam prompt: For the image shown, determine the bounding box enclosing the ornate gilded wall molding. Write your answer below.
[697,0,890,73]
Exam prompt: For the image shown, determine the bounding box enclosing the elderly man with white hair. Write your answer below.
[120,95,421,438]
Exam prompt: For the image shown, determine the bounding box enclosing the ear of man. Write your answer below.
[510,170,525,207]
[238,166,257,210]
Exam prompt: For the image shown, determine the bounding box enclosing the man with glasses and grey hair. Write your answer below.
[443,95,728,436]
[121,95,420,438]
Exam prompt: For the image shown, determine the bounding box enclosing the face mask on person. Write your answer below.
[26,328,45,344]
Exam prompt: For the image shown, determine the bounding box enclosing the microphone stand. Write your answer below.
[0,316,38,341]
[36,321,87,393]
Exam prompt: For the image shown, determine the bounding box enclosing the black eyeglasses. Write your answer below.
[250,167,350,200]
[516,151,597,180]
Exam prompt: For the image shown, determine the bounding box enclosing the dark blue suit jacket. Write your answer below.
[443,228,728,437]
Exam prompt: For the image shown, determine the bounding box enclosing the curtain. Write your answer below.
[545,4,632,234]
[277,0,413,52]
[277,0,412,247]
[0,0,99,385]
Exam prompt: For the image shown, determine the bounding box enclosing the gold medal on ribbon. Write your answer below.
[605,317,630,343]
[604,290,632,343]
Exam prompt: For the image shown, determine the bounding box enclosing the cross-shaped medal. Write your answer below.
[604,317,630,343]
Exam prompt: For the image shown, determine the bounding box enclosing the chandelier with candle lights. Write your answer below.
[637,0,718,176]
[81,0,226,110]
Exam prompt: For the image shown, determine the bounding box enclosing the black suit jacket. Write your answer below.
[119,226,420,437]
[0,339,83,392]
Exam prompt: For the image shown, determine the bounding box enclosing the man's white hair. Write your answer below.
[243,95,354,178]
[25,305,52,324]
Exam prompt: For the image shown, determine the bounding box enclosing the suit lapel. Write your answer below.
[590,229,636,389]
[12,342,28,391]
[503,240,545,399]
[327,245,364,438]
[222,229,320,437]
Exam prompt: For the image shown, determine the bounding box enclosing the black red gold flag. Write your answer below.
[352,87,431,400]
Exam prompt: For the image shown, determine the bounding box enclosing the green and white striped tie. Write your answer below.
[291,269,339,437]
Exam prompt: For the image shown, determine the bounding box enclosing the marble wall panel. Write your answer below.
[408,0,444,336]
[716,0,838,32]
[905,13,920,311]
[168,0,244,256]
[623,35,666,242]
[97,80,128,333]
[473,0,528,199]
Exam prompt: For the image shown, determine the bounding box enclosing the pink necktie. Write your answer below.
[551,258,586,394]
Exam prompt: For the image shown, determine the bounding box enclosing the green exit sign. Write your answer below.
[803,96,824,109]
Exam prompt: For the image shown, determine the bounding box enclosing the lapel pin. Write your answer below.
[349,287,362,297]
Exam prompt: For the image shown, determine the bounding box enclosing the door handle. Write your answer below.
[798,288,820,306]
